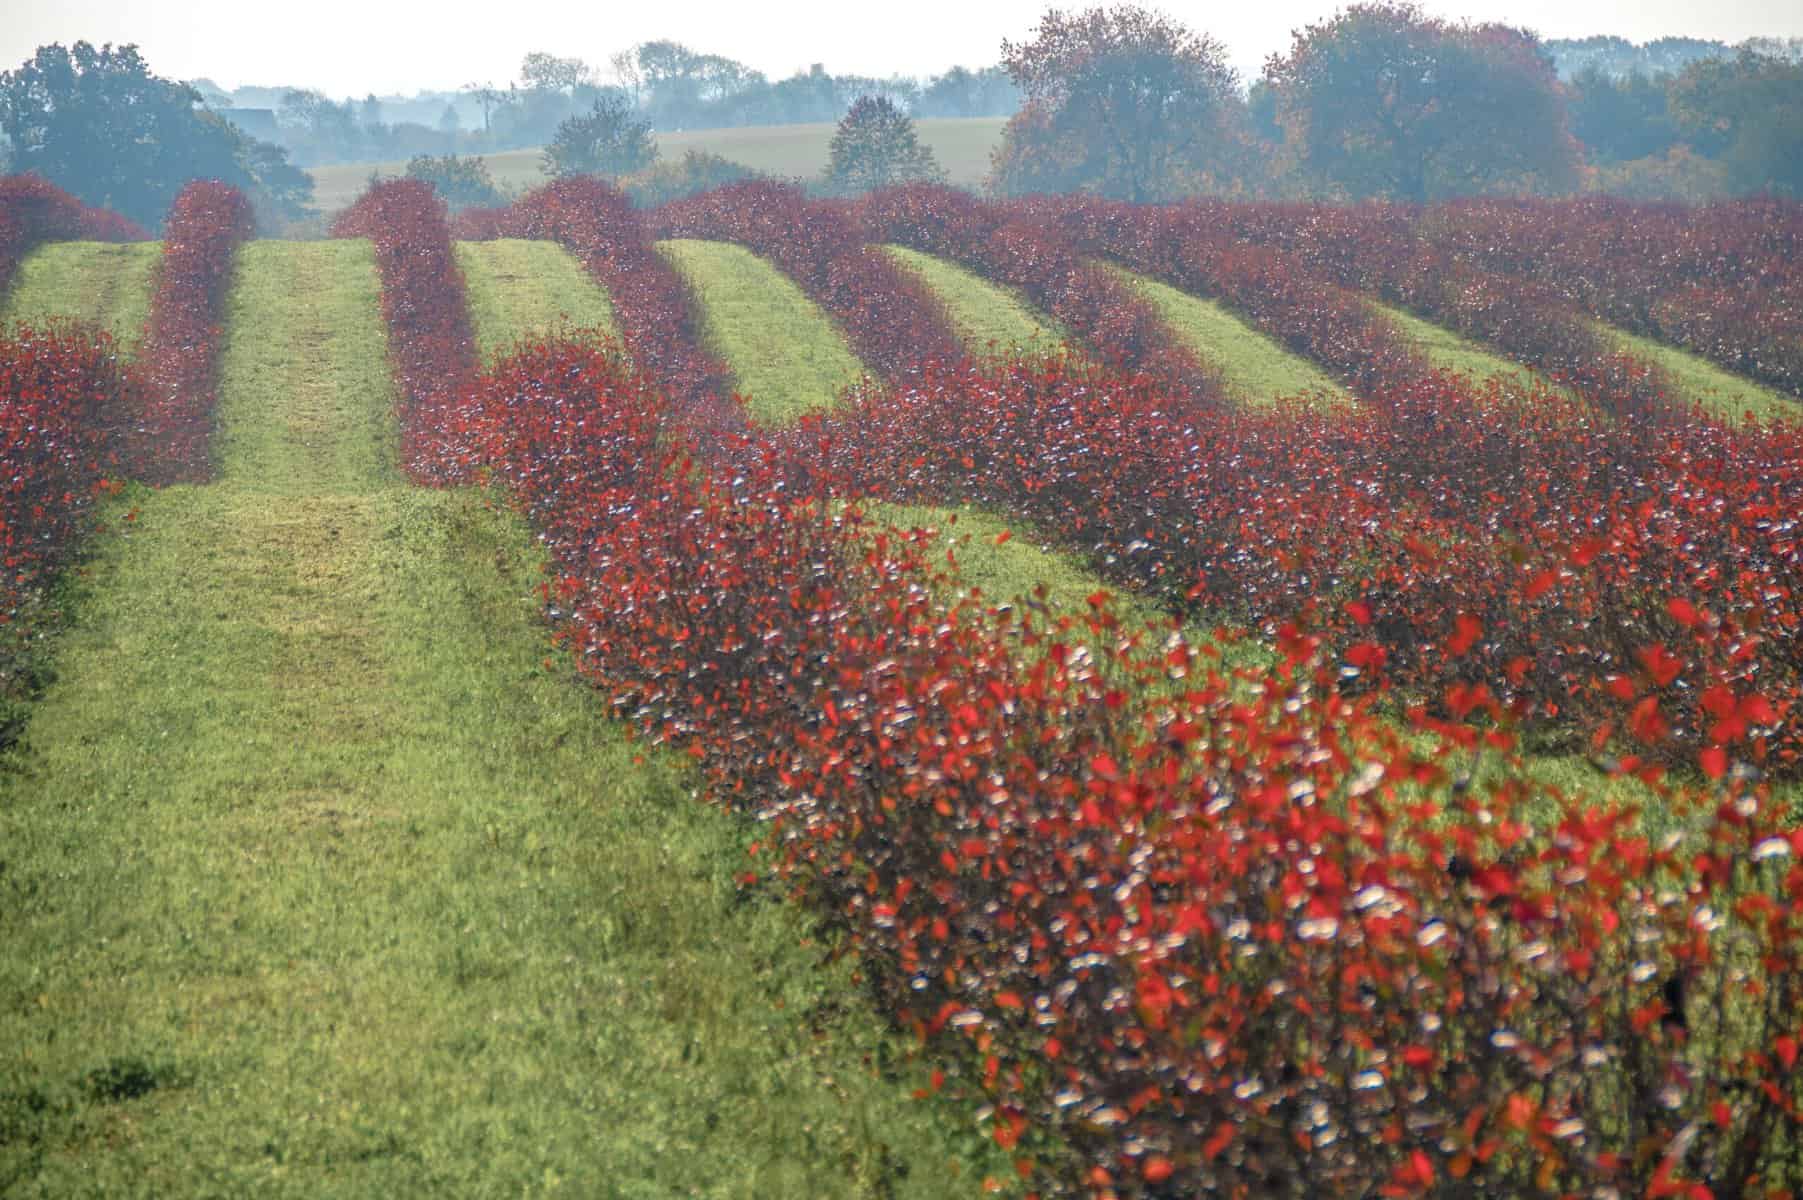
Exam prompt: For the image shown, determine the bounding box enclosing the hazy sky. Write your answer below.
[4,0,1799,96]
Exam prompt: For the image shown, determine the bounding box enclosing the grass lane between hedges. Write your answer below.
[0,238,1016,1198]
[1,241,162,351]
[880,245,1071,359]
[454,238,618,364]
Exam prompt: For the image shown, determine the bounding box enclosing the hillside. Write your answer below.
[306,117,1008,213]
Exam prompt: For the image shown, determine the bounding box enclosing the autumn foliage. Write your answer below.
[0,173,146,297]
[129,179,255,482]
[349,176,1803,1197]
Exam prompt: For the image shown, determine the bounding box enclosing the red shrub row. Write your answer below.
[457,178,742,438]
[778,354,1803,779]
[651,179,967,391]
[0,324,132,688]
[1420,197,1803,401]
[856,185,1229,406]
[448,336,1803,1199]
[1028,194,1440,407]
[127,181,255,484]
[333,179,480,481]
[0,174,146,299]
[1185,199,1683,421]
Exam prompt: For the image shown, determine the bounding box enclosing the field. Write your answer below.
[2,172,1801,1197]
[305,116,1009,213]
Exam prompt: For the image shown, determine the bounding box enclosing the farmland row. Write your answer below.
[415,181,1803,1196]
[1,203,1009,1194]
[6,175,1802,1197]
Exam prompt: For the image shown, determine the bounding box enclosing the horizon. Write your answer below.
[5,0,1800,101]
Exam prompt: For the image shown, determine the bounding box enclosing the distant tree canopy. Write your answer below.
[1264,4,1581,202]
[403,153,505,210]
[823,97,944,194]
[1669,50,1803,196]
[541,95,658,178]
[0,41,311,228]
[620,150,761,208]
[990,6,1244,202]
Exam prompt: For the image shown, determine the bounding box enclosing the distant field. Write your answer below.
[306,116,1008,213]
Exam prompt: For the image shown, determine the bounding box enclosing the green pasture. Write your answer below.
[304,117,1008,214]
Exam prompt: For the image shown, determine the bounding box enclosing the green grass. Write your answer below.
[0,238,1013,1197]
[305,118,1008,213]
[1106,266,1352,406]
[454,239,618,363]
[1598,321,1799,424]
[1,241,162,351]
[1372,300,1549,390]
[881,245,1069,358]
[656,237,865,423]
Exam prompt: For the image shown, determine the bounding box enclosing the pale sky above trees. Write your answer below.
[4,0,1798,97]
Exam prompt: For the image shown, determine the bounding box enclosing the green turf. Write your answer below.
[1598,321,1799,424]
[1371,300,1548,390]
[454,239,618,364]
[0,238,1013,1197]
[1106,266,1352,407]
[0,241,162,352]
[656,237,865,423]
[306,118,1008,213]
[881,245,1069,358]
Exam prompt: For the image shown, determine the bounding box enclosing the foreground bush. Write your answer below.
[0,324,132,725]
[128,180,254,483]
[459,338,1803,1198]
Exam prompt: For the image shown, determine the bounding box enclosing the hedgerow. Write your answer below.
[128,180,255,482]
[0,173,146,300]
[351,175,1803,1198]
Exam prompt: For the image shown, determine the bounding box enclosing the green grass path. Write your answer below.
[656,238,864,423]
[880,245,1069,358]
[1107,266,1351,407]
[0,240,1007,1197]
[454,239,618,364]
[1,241,162,351]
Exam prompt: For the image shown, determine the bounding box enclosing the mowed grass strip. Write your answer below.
[0,241,161,351]
[880,245,1070,357]
[454,239,618,364]
[657,237,865,423]
[1598,322,1799,424]
[0,239,1012,1197]
[1368,300,1549,390]
[1106,265,1351,407]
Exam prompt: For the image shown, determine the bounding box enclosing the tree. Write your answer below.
[404,154,504,209]
[989,6,1245,202]
[541,95,657,178]
[823,96,944,193]
[1566,67,1677,164]
[1264,5,1581,202]
[520,53,598,96]
[1670,50,1803,196]
[0,41,311,228]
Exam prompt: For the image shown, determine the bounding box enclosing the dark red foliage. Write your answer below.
[652,179,967,392]
[127,180,254,484]
[461,177,742,438]
[0,173,146,298]
[1420,197,1803,401]
[856,184,1229,406]
[0,324,131,676]
[441,335,1803,1199]
[332,179,480,481]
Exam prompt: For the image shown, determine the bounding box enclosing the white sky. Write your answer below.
[3,0,1799,97]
